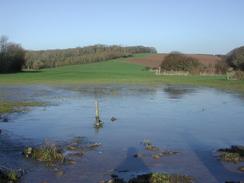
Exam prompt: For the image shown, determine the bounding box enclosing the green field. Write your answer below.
[0,55,244,92]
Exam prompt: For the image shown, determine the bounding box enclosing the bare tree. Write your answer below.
[0,35,8,53]
[0,36,26,73]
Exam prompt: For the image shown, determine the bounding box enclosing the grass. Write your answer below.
[128,52,154,58]
[149,173,192,183]
[158,75,244,92]
[0,101,45,115]
[23,143,65,164]
[0,168,21,183]
[108,173,192,183]
[218,145,244,163]
[219,152,241,163]
[23,139,101,165]
[0,57,154,84]
[239,166,244,172]
[0,54,244,92]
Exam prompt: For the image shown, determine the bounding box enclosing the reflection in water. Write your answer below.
[163,85,195,99]
[66,85,158,98]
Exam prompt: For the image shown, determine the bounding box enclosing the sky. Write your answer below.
[1,0,244,54]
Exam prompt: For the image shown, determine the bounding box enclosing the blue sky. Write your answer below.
[1,0,244,54]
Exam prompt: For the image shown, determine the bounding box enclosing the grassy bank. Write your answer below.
[0,55,244,92]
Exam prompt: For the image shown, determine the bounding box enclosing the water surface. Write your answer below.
[1,84,244,183]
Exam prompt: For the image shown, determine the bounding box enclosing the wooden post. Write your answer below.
[95,100,102,127]
[95,100,100,121]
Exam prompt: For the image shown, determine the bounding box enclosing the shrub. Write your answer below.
[160,52,202,73]
[215,60,229,74]
[226,46,244,71]
[233,70,244,80]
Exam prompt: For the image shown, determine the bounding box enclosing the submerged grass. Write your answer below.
[0,168,22,183]
[219,152,241,163]
[239,166,244,172]
[218,145,244,163]
[24,143,64,164]
[141,140,178,160]
[23,138,101,166]
[149,173,192,183]
[0,101,45,114]
[107,173,193,183]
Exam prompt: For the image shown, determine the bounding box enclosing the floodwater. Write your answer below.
[1,84,244,183]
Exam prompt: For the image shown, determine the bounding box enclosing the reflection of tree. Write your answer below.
[75,86,157,98]
[164,86,195,99]
[236,93,244,102]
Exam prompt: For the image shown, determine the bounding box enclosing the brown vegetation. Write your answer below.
[128,53,222,73]
[128,53,168,69]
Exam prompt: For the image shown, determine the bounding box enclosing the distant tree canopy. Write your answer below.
[0,36,26,73]
[225,46,244,71]
[25,45,157,70]
[160,52,202,72]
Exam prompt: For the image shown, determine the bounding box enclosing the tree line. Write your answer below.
[0,35,157,72]
[25,45,157,70]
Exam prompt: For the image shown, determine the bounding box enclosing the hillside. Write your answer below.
[0,55,154,84]
[0,54,244,92]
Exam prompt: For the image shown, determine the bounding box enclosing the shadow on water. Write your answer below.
[184,133,244,183]
[111,147,151,182]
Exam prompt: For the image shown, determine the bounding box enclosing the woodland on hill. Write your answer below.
[25,45,157,69]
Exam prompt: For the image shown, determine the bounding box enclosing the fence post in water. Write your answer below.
[95,100,102,127]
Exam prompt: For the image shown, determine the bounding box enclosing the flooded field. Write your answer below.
[1,84,244,183]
